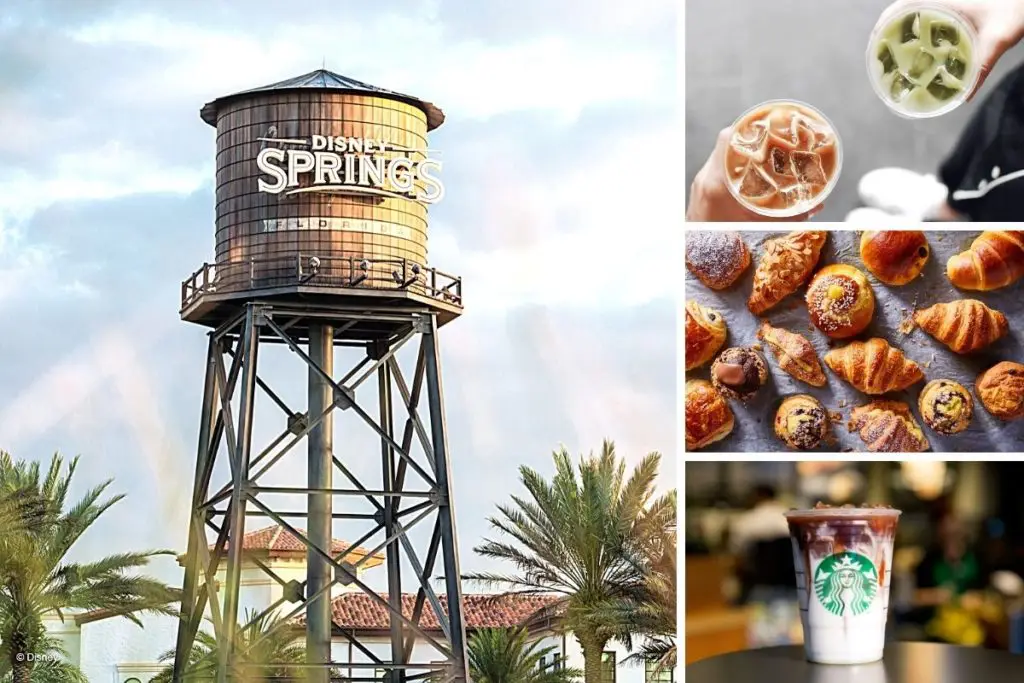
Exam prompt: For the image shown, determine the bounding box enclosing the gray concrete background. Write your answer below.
[685,0,1024,221]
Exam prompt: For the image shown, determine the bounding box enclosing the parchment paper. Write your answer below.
[684,230,1024,453]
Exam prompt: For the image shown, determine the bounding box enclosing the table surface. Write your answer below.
[686,643,1024,683]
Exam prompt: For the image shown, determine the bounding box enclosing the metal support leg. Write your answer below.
[422,315,469,683]
[176,302,469,683]
[218,305,261,683]
[307,323,334,683]
[173,336,220,683]
[380,359,405,683]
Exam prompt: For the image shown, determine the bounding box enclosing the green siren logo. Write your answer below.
[813,551,879,617]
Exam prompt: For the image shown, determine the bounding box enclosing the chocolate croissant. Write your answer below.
[913,299,1008,354]
[756,322,826,387]
[747,231,827,315]
[947,231,1024,291]
[848,400,930,452]
[824,338,924,394]
[685,301,727,370]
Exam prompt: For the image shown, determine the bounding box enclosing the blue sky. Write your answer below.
[0,0,677,586]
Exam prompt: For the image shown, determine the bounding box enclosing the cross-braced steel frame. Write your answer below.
[173,301,469,683]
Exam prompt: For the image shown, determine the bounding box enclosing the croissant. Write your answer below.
[947,231,1024,291]
[756,322,826,387]
[824,338,924,394]
[848,400,930,453]
[913,299,1008,354]
[747,231,827,315]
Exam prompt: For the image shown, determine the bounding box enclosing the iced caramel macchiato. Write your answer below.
[724,100,842,218]
[785,504,901,665]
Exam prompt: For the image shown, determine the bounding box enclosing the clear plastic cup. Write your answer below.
[785,507,902,665]
[866,1,980,118]
[722,99,843,218]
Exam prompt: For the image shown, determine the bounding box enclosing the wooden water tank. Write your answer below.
[202,70,445,293]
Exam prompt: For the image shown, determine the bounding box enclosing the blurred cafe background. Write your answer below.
[684,461,1024,664]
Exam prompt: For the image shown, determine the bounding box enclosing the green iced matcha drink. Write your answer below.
[868,2,978,117]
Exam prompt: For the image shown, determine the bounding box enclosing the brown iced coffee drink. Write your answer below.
[724,101,842,217]
[785,503,901,665]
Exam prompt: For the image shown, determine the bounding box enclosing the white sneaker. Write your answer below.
[844,207,907,226]
[858,167,949,220]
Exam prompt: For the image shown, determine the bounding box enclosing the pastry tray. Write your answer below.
[684,230,1024,453]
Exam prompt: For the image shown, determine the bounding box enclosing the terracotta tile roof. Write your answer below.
[317,593,561,631]
[209,524,383,561]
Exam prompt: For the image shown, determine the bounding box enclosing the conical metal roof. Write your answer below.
[199,68,445,130]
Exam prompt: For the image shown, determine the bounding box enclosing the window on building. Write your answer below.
[601,652,616,683]
[124,678,142,683]
[539,655,548,671]
[645,662,673,683]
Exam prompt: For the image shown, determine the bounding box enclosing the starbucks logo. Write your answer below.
[813,551,879,617]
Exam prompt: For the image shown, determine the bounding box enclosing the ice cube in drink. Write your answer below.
[785,505,901,665]
[723,100,842,217]
[867,2,978,117]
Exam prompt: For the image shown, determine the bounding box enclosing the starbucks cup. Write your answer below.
[785,507,901,665]
[866,1,980,118]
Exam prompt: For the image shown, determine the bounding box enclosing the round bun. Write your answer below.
[976,361,1024,420]
[859,230,930,285]
[918,379,974,435]
[685,379,734,451]
[774,395,830,450]
[685,300,727,371]
[710,347,768,402]
[805,264,876,338]
[686,231,751,290]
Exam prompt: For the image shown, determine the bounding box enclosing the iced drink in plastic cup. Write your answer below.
[867,1,979,118]
[723,100,842,218]
[785,504,901,665]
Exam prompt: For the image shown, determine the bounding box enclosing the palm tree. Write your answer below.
[0,634,88,683]
[468,627,581,683]
[468,441,673,683]
[596,503,677,673]
[151,609,305,683]
[0,452,181,683]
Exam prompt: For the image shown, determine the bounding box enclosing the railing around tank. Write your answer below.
[180,255,462,311]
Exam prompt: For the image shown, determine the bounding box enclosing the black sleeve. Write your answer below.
[938,61,1024,221]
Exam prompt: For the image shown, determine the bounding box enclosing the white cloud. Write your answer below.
[0,142,207,222]
[431,124,680,311]
[67,11,671,123]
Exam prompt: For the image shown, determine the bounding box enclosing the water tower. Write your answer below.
[173,69,468,683]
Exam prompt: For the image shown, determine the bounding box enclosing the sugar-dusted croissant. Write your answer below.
[947,231,1024,291]
[848,400,930,453]
[756,322,826,387]
[913,299,1008,354]
[747,231,827,315]
[824,338,924,394]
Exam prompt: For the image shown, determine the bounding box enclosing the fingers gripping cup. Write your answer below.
[867,1,980,118]
[785,505,901,665]
[723,100,843,218]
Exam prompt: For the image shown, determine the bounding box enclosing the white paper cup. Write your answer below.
[866,1,980,118]
[785,508,901,665]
